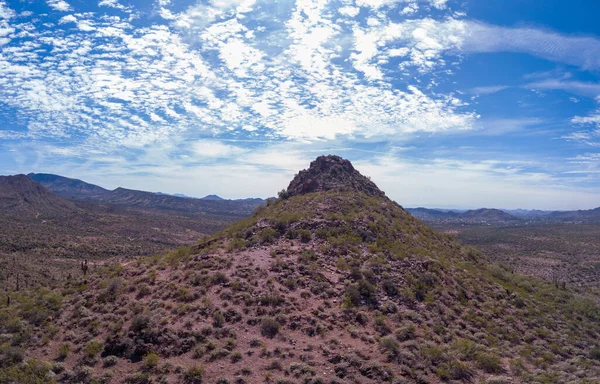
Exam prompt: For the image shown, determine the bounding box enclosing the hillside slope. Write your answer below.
[0,174,79,217]
[1,156,599,383]
[28,173,110,200]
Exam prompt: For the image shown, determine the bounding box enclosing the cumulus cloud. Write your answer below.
[47,0,72,12]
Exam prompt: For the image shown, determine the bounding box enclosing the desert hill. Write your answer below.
[1,156,599,383]
[28,173,110,200]
[29,173,264,216]
[0,174,79,218]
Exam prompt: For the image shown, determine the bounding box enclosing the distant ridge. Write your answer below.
[407,207,519,223]
[201,194,225,201]
[28,173,109,200]
[28,173,264,216]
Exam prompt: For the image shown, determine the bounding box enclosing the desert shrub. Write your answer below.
[211,272,229,286]
[125,372,152,384]
[277,189,289,199]
[137,283,151,298]
[475,352,503,373]
[143,352,159,371]
[437,360,472,380]
[183,365,205,384]
[261,318,280,338]
[130,314,151,333]
[230,351,243,363]
[381,279,397,296]
[99,278,124,303]
[589,346,600,360]
[85,340,104,357]
[358,279,377,304]
[568,296,600,320]
[2,347,24,365]
[412,273,437,301]
[374,315,391,335]
[487,265,511,282]
[420,345,447,365]
[379,337,398,355]
[0,359,54,384]
[298,250,318,263]
[212,311,225,328]
[452,338,479,360]
[103,355,118,367]
[58,343,71,360]
[258,228,279,244]
[166,246,192,266]
[343,285,361,308]
[227,238,247,251]
[298,229,312,243]
[395,325,416,341]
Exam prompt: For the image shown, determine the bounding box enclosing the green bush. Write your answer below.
[260,318,280,339]
[298,229,312,243]
[183,365,204,384]
[343,285,361,308]
[395,325,416,341]
[259,228,279,244]
[0,359,54,384]
[143,352,159,371]
[85,340,104,357]
[379,337,398,355]
[475,352,503,373]
[58,343,71,360]
[212,311,225,328]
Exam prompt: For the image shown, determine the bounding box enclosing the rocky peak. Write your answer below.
[286,155,386,198]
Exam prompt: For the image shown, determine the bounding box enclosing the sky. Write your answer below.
[1,0,600,209]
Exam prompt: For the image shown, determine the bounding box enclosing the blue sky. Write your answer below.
[1,0,600,209]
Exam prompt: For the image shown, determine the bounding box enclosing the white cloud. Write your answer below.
[572,112,600,126]
[356,155,600,210]
[526,80,600,99]
[0,1,15,19]
[463,21,600,71]
[0,0,472,159]
[47,0,72,12]
[190,140,245,158]
[338,6,360,17]
[58,14,76,24]
[470,85,510,95]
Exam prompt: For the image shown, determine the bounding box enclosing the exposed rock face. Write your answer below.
[286,155,386,198]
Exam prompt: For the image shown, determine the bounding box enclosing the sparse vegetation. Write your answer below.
[1,156,600,383]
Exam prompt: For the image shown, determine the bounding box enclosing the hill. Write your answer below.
[1,156,599,383]
[201,194,225,201]
[0,174,78,217]
[29,173,263,216]
[28,173,110,200]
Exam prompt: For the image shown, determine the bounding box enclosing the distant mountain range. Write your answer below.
[1,172,598,224]
[407,206,600,224]
[406,207,519,223]
[28,173,265,216]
